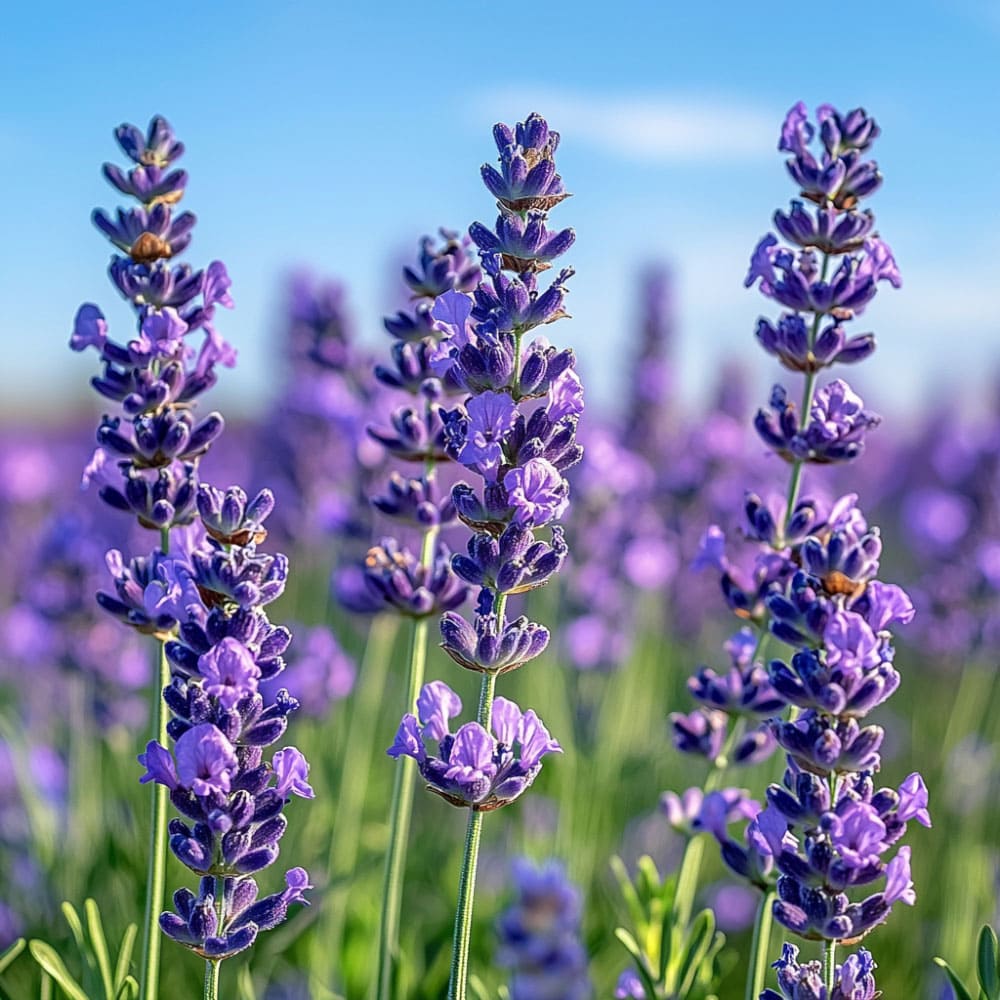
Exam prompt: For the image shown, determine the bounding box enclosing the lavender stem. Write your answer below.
[745,889,776,1000]
[319,615,399,977]
[447,593,506,1000]
[448,807,485,1000]
[673,718,745,929]
[823,939,838,993]
[781,254,830,530]
[203,958,220,1000]
[376,508,440,1000]
[138,525,170,1000]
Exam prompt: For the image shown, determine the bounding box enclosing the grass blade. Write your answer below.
[28,941,90,1000]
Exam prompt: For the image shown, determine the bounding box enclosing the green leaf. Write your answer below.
[637,855,662,902]
[657,904,674,982]
[114,979,138,1000]
[59,904,86,957]
[112,926,136,995]
[28,941,90,1000]
[83,901,114,1000]
[614,928,659,999]
[611,855,645,932]
[0,938,25,976]
[467,975,492,1000]
[934,957,976,1000]
[978,926,1000,1000]
[235,965,257,1000]
[676,908,717,998]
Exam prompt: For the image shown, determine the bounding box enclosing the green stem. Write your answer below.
[511,330,524,395]
[672,719,744,930]
[448,808,485,1000]
[447,662,499,1000]
[203,959,220,1000]
[672,835,706,934]
[320,616,399,977]
[823,939,837,993]
[375,615,429,1000]
[745,889,775,1000]
[139,526,171,1000]
[375,501,439,1000]
[781,254,830,535]
[447,589,506,1000]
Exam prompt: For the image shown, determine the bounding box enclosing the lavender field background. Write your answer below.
[1,4,999,1000]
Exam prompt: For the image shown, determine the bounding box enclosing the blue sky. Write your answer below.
[2,0,996,420]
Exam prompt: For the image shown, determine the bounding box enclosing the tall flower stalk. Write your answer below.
[660,103,929,999]
[365,232,478,1000]
[72,116,313,999]
[387,111,582,1000]
[70,115,233,1000]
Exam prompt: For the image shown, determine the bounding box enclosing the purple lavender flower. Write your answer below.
[504,458,569,527]
[160,868,312,960]
[760,942,878,999]
[458,391,519,478]
[480,114,569,213]
[671,103,925,997]
[614,970,646,999]
[197,637,262,710]
[755,381,880,465]
[387,682,560,811]
[687,629,786,718]
[363,538,468,617]
[173,723,239,796]
[440,597,549,676]
[404,229,481,298]
[272,748,315,800]
[495,859,592,1000]
[470,210,575,275]
[73,118,313,988]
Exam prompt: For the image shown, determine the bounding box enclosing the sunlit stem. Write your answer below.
[139,525,171,1000]
[202,877,225,1000]
[447,593,506,1000]
[823,939,838,993]
[375,458,440,1000]
[203,959,220,1000]
[320,615,398,974]
[672,717,745,930]
[782,253,831,533]
[745,889,776,1000]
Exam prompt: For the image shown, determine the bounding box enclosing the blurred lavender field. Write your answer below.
[1,8,999,997]
[2,201,999,996]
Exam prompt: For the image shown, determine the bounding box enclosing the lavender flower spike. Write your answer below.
[667,102,923,1000]
[385,112,580,1000]
[496,859,591,1000]
[72,116,313,999]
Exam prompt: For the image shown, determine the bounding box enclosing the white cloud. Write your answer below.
[472,87,779,163]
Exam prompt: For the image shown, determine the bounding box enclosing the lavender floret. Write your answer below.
[387,682,560,810]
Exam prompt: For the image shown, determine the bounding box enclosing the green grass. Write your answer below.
[2,563,996,999]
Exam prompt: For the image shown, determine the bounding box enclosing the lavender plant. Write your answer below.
[258,272,383,557]
[387,111,581,1000]
[69,116,312,999]
[366,230,478,1000]
[495,858,592,999]
[936,925,1000,1000]
[658,103,930,999]
[559,271,675,677]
